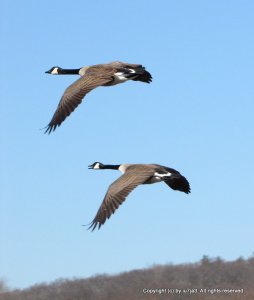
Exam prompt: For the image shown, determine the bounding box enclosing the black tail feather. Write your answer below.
[163,175,191,194]
[132,67,152,83]
[133,71,152,83]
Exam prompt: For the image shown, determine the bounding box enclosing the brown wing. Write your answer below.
[88,171,153,231]
[45,74,113,134]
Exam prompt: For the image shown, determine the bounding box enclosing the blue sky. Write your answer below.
[1,0,254,289]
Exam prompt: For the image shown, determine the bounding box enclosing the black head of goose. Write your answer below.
[87,162,190,231]
[44,61,152,134]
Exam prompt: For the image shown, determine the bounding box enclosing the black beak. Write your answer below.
[45,70,51,74]
[88,165,93,169]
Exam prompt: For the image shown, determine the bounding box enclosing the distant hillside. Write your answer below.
[1,255,253,300]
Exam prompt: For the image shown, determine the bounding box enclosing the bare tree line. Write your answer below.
[1,255,253,300]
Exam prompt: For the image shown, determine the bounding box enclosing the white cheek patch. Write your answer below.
[51,68,59,74]
[93,163,101,169]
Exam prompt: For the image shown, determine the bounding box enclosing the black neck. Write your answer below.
[101,164,120,170]
[60,68,80,75]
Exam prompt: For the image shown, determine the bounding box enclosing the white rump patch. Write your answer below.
[154,172,172,178]
[148,172,172,184]
[114,72,129,82]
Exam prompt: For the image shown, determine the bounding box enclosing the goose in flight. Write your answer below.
[45,61,152,133]
[88,162,190,231]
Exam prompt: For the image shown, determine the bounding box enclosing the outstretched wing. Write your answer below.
[88,171,153,231]
[45,75,113,134]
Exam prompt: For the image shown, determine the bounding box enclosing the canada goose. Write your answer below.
[88,162,190,231]
[45,61,152,133]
